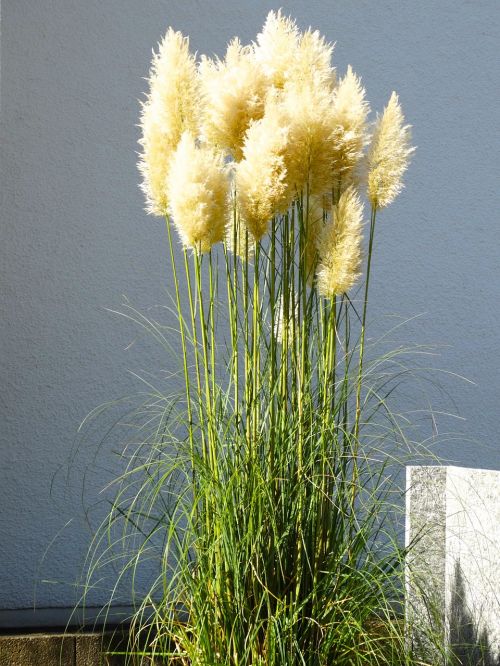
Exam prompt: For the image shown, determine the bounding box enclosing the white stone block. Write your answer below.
[405,465,500,664]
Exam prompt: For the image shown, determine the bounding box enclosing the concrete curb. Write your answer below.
[0,632,125,666]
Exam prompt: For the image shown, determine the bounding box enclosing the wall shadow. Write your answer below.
[448,560,499,666]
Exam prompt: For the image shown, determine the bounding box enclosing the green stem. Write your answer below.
[183,248,206,461]
[269,218,277,479]
[251,242,261,452]
[354,206,377,443]
[351,206,378,539]
[243,231,251,450]
[165,217,194,465]
[194,251,217,478]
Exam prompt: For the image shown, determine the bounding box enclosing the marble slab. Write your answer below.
[405,465,500,664]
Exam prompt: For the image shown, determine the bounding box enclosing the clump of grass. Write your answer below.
[79,232,433,665]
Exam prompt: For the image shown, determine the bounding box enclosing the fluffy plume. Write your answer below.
[330,66,370,185]
[317,188,364,297]
[367,92,414,208]
[138,29,201,215]
[285,28,335,93]
[166,132,228,252]
[254,10,300,89]
[258,24,337,198]
[138,102,172,215]
[236,80,337,237]
[199,39,267,160]
[235,99,291,241]
[279,85,337,196]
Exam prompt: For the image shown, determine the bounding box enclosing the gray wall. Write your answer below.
[1,0,499,627]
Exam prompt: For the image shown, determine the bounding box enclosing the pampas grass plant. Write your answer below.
[81,11,427,665]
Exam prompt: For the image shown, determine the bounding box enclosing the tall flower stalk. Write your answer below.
[100,11,416,665]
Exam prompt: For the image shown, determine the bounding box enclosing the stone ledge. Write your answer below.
[0,632,125,666]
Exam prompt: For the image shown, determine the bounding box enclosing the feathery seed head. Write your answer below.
[166,132,229,252]
[330,66,370,185]
[199,39,267,160]
[367,92,414,208]
[279,84,338,197]
[236,77,338,236]
[138,28,201,215]
[316,187,364,297]
[285,28,335,94]
[138,101,171,215]
[255,12,335,95]
[254,10,300,90]
[235,100,292,241]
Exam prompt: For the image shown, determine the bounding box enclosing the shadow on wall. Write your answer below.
[449,561,500,666]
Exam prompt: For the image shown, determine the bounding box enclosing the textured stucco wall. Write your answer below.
[1,0,499,626]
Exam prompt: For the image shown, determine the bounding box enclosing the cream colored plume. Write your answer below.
[235,99,291,241]
[367,92,414,208]
[279,84,337,197]
[330,66,370,185]
[273,21,338,197]
[254,10,300,89]
[166,133,228,252]
[285,28,335,93]
[316,188,364,297]
[138,28,201,215]
[199,39,267,160]
[256,20,337,198]
[236,78,337,236]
